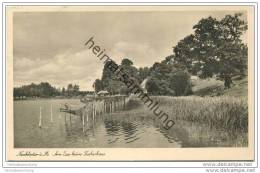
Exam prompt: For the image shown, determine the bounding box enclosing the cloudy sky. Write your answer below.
[13,10,246,91]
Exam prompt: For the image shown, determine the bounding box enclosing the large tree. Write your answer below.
[173,13,248,88]
[98,58,140,95]
[138,67,150,81]
[93,79,103,93]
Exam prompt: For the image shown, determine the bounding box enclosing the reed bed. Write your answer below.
[150,96,248,134]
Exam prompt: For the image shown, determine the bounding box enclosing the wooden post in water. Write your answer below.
[69,110,72,127]
[111,100,113,114]
[107,102,109,113]
[94,102,96,118]
[92,103,95,122]
[39,106,42,128]
[111,101,113,113]
[123,97,125,109]
[112,101,114,112]
[92,103,95,129]
[110,102,112,113]
[82,113,85,133]
[86,110,89,127]
[50,104,53,123]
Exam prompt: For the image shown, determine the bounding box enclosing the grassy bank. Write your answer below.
[192,76,248,97]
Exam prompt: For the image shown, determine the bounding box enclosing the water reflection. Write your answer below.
[61,112,182,147]
[14,100,182,148]
[104,120,121,136]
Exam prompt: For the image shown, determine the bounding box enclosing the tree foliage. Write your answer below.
[13,82,60,98]
[173,13,247,88]
[93,79,103,93]
[14,82,82,98]
[95,58,140,95]
[94,55,192,96]
[147,60,192,96]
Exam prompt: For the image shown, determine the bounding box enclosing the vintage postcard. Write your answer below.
[5,5,255,161]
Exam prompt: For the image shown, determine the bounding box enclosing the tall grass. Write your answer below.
[150,96,248,134]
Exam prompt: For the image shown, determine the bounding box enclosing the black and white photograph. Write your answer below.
[4,4,255,162]
[13,8,250,148]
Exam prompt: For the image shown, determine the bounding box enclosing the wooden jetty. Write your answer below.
[59,95,128,132]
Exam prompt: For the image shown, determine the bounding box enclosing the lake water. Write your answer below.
[14,99,182,148]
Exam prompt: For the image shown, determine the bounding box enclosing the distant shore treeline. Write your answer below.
[13,82,93,99]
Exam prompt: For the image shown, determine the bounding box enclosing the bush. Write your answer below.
[169,71,193,96]
[147,70,192,96]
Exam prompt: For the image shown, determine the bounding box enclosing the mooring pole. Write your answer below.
[111,99,112,112]
[123,97,125,109]
[64,113,66,125]
[69,108,72,128]
[50,104,53,123]
[92,103,95,122]
[38,106,42,128]
[82,113,85,133]
[112,101,114,112]
[110,102,112,113]
[87,111,89,123]
[92,104,95,129]
[112,101,113,112]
